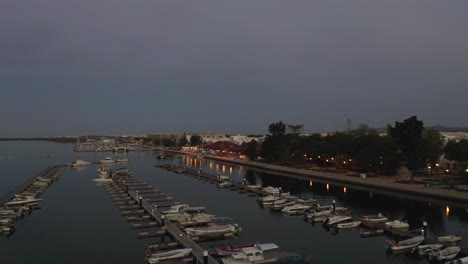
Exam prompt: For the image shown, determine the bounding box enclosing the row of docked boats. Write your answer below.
[68,157,129,168]
[161,204,241,238]
[1,169,60,236]
[146,242,303,264]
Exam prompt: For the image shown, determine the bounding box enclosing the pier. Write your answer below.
[98,169,235,264]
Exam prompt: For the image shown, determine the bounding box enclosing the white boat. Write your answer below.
[360,213,388,224]
[438,235,462,243]
[336,220,361,229]
[262,186,281,195]
[93,178,113,183]
[385,220,409,230]
[323,215,352,226]
[147,248,193,264]
[429,247,461,261]
[0,218,12,224]
[386,236,424,251]
[100,157,114,164]
[221,243,279,264]
[271,200,295,210]
[0,224,14,234]
[217,175,230,181]
[185,223,240,237]
[5,197,42,207]
[246,184,261,190]
[414,243,444,255]
[282,204,311,215]
[219,181,234,188]
[70,160,90,167]
[162,204,205,214]
[306,209,332,219]
[166,213,214,224]
[115,158,128,163]
[257,195,280,206]
[97,167,110,177]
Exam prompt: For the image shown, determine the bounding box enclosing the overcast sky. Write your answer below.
[1,1,467,137]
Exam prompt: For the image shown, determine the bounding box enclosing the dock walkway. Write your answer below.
[109,172,219,264]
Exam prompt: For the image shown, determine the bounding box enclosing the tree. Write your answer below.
[179,136,189,148]
[444,139,468,174]
[388,116,425,182]
[287,124,304,135]
[245,139,257,160]
[352,123,378,137]
[161,139,176,147]
[190,135,203,147]
[422,129,444,171]
[261,121,290,162]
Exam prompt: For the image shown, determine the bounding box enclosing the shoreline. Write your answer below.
[154,147,468,208]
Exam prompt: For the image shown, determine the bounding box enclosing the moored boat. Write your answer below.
[429,247,461,261]
[414,243,444,255]
[221,243,280,264]
[336,220,361,229]
[5,197,42,207]
[100,157,114,164]
[438,235,462,243]
[146,248,193,263]
[69,160,90,168]
[360,213,388,224]
[185,223,240,237]
[323,215,352,226]
[385,236,424,251]
[216,244,256,256]
[385,220,409,230]
[282,204,311,215]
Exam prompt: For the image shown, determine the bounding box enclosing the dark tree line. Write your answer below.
[260,116,455,179]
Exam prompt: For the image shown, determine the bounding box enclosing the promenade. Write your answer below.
[154,148,468,207]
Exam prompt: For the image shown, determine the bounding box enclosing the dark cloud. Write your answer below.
[1,1,467,136]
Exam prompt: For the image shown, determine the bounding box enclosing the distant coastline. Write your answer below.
[0,137,76,143]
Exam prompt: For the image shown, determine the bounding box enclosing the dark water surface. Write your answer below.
[1,142,467,264]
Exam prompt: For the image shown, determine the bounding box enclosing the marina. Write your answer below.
[2,142,468,264]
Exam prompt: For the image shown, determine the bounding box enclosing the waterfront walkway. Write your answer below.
[154,148,468,206]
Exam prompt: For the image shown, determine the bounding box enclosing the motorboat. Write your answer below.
[385,236,424,251]
[282,204,311,215]
[5,197,42,207]
[97,167,110,177]
[385,220,409,230]
[115,158,128,163]
[219,181,234,188]
[165,213,214,224]
[221,243,279,264]
[414,243,444,255]
[429,247,461,261]
[93,178,113,183]
[306,209,332,219]
[216,244,256,256]
[271,200,295,210]
[146,248,193,263]
[450,256,468,264]
[0,218,12,224]
[162,204,205,214]
[258,195,280,206]
[0,224,14,234]
[336,220,361,229]
[438,235,462,243]
[246,184,262,190]
[100,157,114,164]
[185,223,240,237]
[262,186,281,195]
[323,215,352,226]
[360,213,388,224]
[69,160,90,167]
[217,175,230,182]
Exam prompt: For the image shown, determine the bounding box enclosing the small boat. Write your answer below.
[414,243,444,255]
[271,200,295,210]
[100,157,114,164]
[385,220,409,230]
[0,224,14,234]
[323,215,352,226]
[221,243,279,264]
[216,244,256,256]
[360,213,388,224]
[70,160,90,167]
[185,223,240,237]
[5,197,42,207]
[282,204,311,215]
[217,175,231,182]
[447,256,468,264]
[93,178,113,183]
[146,248,193,263]
[0,218,12,224]
[429,247,461,261]
[306,209,332,219]
[166,213,214,224]
[262,186,281,195]
[385,236,424,251]
[246,184,262,190]
[438,235,462,243]
[115,158,128,163]
[219,181,234,188]
[336,220,361,229]
[162,204,205,214]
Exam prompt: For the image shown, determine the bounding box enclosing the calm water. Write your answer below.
[1,142,467,264]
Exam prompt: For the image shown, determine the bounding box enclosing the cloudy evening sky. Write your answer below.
[1,1,467,137]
